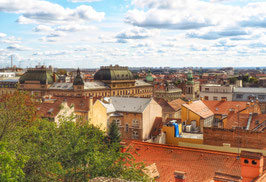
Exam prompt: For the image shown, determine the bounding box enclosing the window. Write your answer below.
[204,96,209,100]
[132,131,139,139]
[132,120,139,128]
[244,159,249,164]
[113,119,121,126]
[252,160,257,165]
[236,94,243,99]
[205,88,209,91]
[258,95,265,100]
[125,124,129,133]
[221,97,227,101]
[213,96,218,101]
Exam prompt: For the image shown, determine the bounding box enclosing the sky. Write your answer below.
[0,0,266,68]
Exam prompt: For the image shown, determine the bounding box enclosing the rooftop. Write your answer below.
[234,87,266,94]
[182,100,214,119]
[202,100,248,115]
[168,98,186,111]
[127,141,244,182]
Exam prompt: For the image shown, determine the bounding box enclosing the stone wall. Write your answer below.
[203,127,266,150]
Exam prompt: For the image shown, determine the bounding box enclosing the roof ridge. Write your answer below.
[129,141,241,157]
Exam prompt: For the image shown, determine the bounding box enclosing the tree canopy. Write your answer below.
[0,92,149,182]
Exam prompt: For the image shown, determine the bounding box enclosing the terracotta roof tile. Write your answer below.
[154,98,175,112]
[202,100,248,115]
[127,141,242,182]
[168,99,186,111]
[182,100,214,119]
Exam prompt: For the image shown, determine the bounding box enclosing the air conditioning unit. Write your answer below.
[186,125,192,132]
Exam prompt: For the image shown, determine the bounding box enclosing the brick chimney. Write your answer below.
[213,172,242,182]
[174,171,186,182]
[240,151,264,182]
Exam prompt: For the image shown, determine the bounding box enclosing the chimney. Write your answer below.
[240,151,264,182]
[174,171,186,182]
[246,102,250,107]
[213,172,242,182]
[53,72,57,82]
[200,96,204,101]
[120,142,127,153]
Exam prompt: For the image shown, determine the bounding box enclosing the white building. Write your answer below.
[200,84,234,101]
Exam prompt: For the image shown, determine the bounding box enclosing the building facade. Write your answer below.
[18,65,153,98]
[200,84,233,101]
[90,97,162,141]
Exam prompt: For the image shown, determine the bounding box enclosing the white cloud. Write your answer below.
[69,0,101,2]
[6,44,32,51]
[116,27,158,40]
[33,25,53,32]
[0,0,105,25]
[55,24,96,32]
[32,50,72,56]
[0,33,6,38]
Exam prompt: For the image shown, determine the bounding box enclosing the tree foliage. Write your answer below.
[0,91,38,141]
[0,142,27,182]
[0,93,148,181]
[108,120,121,144]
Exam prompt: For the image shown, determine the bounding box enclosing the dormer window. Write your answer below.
[252,160,257,165]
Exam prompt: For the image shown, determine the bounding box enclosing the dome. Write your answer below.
[145,70,154,82]
[19,68,58,84]
[94,65,134,81]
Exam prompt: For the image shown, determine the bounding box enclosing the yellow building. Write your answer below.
[181,100,214,133]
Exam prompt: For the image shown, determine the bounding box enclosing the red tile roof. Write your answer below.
[225,112,266,130]
[168,98,186,111]
[127,141,242,182]
[154,98,175,112]
[182,100,214,119]
[202,100,248,115]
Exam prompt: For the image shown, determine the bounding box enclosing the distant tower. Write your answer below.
[73,68,84,92]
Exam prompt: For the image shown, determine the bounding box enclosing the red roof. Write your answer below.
[202,100,248,115]
[182,100,214,119]
[154,98,175,112]
[168,98,186,111]
[127,141,242,182]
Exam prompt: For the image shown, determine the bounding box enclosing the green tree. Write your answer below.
[15,118,147,182]
[108,120,121,144]
[0,91,37,141]
[0,142,27,182]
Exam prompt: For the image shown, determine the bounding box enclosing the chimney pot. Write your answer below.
[174,171,186,182]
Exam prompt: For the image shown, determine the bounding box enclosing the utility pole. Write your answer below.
[11,55,13,69]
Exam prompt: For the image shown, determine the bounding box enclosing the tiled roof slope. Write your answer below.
[225,112,266,130]
[154,98,175,112]
[128,141,242,182]
[202,100,248,115]
[110,97,152,113]
[182,100,214,119]
[168,98,186,111]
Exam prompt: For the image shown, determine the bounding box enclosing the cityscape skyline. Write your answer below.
[1,0,266,68]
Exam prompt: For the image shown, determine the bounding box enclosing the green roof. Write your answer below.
[145,71,154,82]
[94,65,134,81]
[19,68,58,84]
